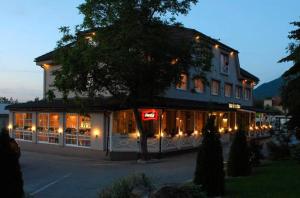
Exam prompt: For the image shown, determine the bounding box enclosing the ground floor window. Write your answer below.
[113,110,136,135]
[37,113,60,144]
[13,113,33,141]
[65,113,91,147]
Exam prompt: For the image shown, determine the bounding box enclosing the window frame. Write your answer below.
[224,83,233,98]
[193,78,205,93]
[176,73,188,91]
[235,86,243,99]
[211,80,220,96]
[220,53,230,75]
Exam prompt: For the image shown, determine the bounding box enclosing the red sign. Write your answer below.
[141,109,159,121]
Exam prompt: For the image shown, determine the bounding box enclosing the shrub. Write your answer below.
[249,139,264,166]
[227,129,251,177]
[193,116,225,197]
[99,173,154,198]
[267,135,290,160]
[0,128,24,198]
[152,184,205,198]
[291,144,300,163]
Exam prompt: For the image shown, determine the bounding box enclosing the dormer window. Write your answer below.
[176,73,188,90]
[220,53,229,74]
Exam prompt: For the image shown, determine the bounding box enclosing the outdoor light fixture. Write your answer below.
[93,129,100,138]
[230,51,234,56]
[58,128,63,134]
[215,44,219,49]
[249,126,253,131]
[8,124,12,130]
[32,126,36,132]
[160,132,164,138]
[195,35,200,42]
[234,125,238,130]
[136,132,140,138]
[193,130,199,136]
[178,131,183,136]
[43,64,50,70]
[228,128,232,132]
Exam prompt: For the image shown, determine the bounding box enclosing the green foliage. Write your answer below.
[193,116,225,197]
[227,129,252,177]
[291,144,300,163]
[267,135,290,160]
[249,139,264,166]
[279,19,300,128]
[153,183,205,198]
[0,97,18,104]
[99,173,154,198]
[0,128,24,197]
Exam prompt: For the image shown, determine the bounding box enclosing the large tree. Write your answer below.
[53,0,213,160]
[279,19,300,129]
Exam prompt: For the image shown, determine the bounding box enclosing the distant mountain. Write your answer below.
[253,76,284,100]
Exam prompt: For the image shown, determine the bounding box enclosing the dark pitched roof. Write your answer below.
[34,26,238,63]
[240,68,259,83]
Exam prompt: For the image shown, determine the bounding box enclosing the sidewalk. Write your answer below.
[17,141,109,161]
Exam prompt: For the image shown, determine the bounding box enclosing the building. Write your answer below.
[0,104,9,130]
[263,96,286,114]
[7,27,261,159]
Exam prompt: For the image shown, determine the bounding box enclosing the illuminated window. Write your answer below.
[211,80,220,96]
[113,110,136,134]
[195,111,206,133]
[66,113,78,129]
[225,83,232,97]
[14,113,32,130]
[38,113,49,132]
[235,86,243,99]
[176,73,188,90]
[49,113,60,131]
[194,78,204,93]
[220,53,229,74]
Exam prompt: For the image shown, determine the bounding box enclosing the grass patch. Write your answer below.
[226,160,300,198]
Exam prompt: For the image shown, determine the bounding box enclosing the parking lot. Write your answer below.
[21,150,197,198]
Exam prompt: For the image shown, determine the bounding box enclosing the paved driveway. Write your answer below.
[21,151,197,198]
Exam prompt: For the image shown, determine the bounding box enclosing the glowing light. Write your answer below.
[178,131,183,136]
[219,128,224,133]
[43,64,51,70]
[92,32,96,36]
[195,35,200,42]
[234,126,238,130]
[32,126,36,132]
[58,128,63,133]
[249,126,253,131]
[269,125,272,128]
[160,132,164,138]
[193,130,199,136]
[255,126,259,130]
[8,124,12,130]
[171,58,179,65]
[230,51,234,56]
[228,128,232,132]
[136,131,140,138]
[94,129,100,137]
[215,44,219,49]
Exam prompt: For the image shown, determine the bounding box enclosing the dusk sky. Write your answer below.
[0,0,299,102]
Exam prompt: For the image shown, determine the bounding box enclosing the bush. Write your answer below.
[0,128,24,198]
[227,129,251,177]
[193,116,225,197]
[99,173,154,198]
[249,139,264,166]
[267,134,290,160]
[291,144,300,163]
[152,184,205,198]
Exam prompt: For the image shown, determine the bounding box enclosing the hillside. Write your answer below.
[253,76,284,100]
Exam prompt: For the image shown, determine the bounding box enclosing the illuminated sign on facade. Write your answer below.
[141,109,159,121]
[228,103,241,109]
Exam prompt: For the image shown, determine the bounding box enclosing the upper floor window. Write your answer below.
[176,73,188,90]
[224,83,233,97]
[244,88,251,100]
[211,80,220,96]
[194,78,204,93]
[220,53,229,74]
[235,86,242,99]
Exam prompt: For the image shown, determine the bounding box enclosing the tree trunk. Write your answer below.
[133,107,148,160]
